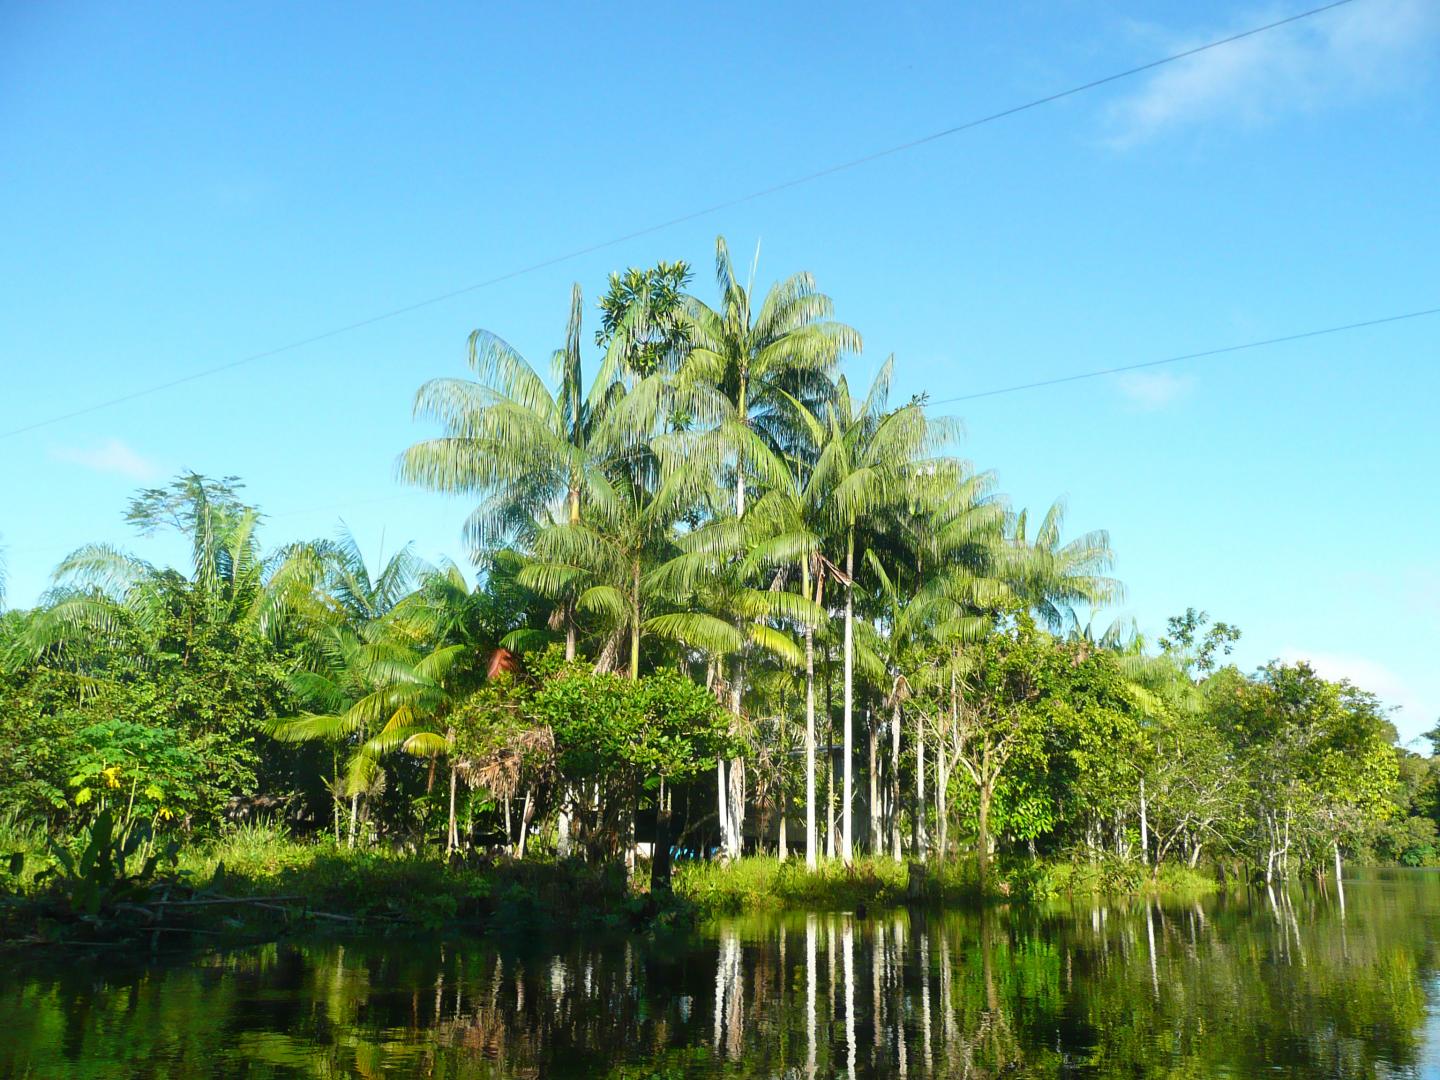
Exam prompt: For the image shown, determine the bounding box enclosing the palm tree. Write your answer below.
[269,621,462,847]
[666,235,859,860]
[519,439,709,678]
[812,360,940,864]
[400,285,630,659]
[644,510,812,859]
[1008,500,1122,631]
[20,473,316,663]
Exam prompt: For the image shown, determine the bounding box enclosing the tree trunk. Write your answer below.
[867,716,879,856]
[716,760,730,861]
[347,791,359,849]
[977,783,992,891]
[558,789,573,858]
[804,610,817,869]
[915,715,927,863]
[332,751,341,844]
[446,762,459,856]
[933,743,944,864]
[629,561,642,679]
[1138,777,1149,866]
[517,788,534,859]
[728,756,746,859]
[652,779,673,893]
[841,529,855,865]
[723,658,745,860]
[1334,839,1346,916]
[890,699,903,861]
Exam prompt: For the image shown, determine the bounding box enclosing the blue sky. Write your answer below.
[2,1,1437,740]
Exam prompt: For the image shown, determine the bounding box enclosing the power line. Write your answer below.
[924,304,1440,406]
[0,0,1360,442]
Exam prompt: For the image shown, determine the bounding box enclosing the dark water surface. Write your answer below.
[6,869,1440,1078]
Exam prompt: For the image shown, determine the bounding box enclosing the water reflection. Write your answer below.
[4,870,1439,1078]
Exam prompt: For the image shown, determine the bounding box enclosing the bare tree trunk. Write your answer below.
[347,791,359,849]
[517,788,534,859]
[977,783,992,891]
[825,728,836,860]
[652,779,673,892]
[890,701,903,861]
[332,751,341,844]
[724,665,745,860]
[915,716,927,863]
[557,787,572,858]
[728,756,746,860]
[804,610,817,869]
[868,716,879,856]
[446,763,459,856]
[935,742,949,861]
[841,530,855,865]
[1334,839,1346,917]
[716,760,730,861]
[1138,776,1149,866]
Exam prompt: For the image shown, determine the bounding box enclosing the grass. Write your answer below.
[4,821,1218,948]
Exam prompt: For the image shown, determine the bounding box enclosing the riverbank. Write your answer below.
[2,824,1219,948]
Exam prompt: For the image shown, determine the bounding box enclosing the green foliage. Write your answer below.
[34,808,180,919]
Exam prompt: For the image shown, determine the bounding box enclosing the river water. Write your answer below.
[6,869,1440,1077]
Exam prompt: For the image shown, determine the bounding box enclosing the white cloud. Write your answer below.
[1107,0,1439,144]
[1114,369,1195,410]
[51,438,162,481]
[1277,646,1435,740]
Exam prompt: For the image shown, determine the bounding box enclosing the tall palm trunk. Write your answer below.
[915,718,927,862]
[565,481,581,661]
[867,717,879,855]
[716,759,730,861]
[890,699,903,861]
[629,560,642,679]
[446,758,459,855]
[841,528,855,865]
[803,559,818,869]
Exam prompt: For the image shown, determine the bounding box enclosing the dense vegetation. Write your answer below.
[2,240,1431,937]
